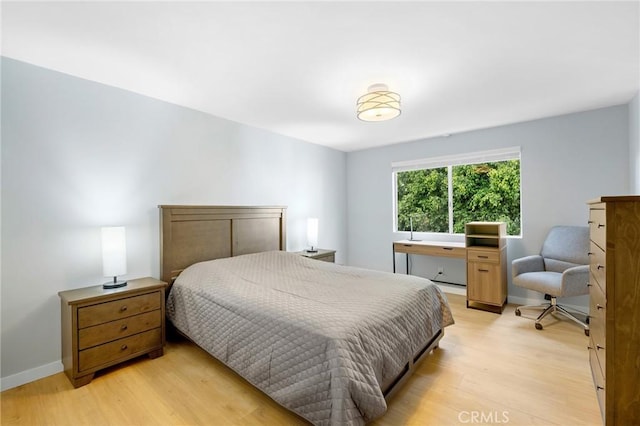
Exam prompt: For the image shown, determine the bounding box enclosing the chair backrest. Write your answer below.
[540,226,590,273]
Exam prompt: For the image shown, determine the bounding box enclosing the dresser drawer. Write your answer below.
[589,278,606,375]
[589,344,606,422]
[78,291,161,328]
[467,249,499,263]
[589,241,606,294]
[78,310,162,350]
[79,328,162,372]
[589,207,606,251]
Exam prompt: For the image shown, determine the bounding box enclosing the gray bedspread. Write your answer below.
[166,251,454,425]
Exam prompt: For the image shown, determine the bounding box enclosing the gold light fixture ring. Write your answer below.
[357,83,401,122]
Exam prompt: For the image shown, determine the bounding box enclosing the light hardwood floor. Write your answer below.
[1,293,601,425]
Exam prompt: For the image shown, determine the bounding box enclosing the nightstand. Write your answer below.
[294,249,336,263]
[58,277,167,387]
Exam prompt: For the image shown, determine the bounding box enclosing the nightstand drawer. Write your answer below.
[78,310,162,350]
[78,291,161,328]
[316,253,335,262]
[79,328,162,372]
[294,249,336,263]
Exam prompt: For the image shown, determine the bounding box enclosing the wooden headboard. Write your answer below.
[159,205,287,284]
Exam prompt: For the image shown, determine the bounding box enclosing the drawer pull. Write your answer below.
[442,247,453,251]
[597,223,605,228]
[587,283,592,287]
[587,345,593,350]
[587,220,594,224]
[596,304,604,310]
[121,324,128,331]
[120,344,128,351]
[403,244,412,247]
[596,264,604,270]
[120,305,128,312]
[596,385,605,391]
[587,252,593,256]
[596,344,605,350]
[478,255,489,259]
[478,269,489,273]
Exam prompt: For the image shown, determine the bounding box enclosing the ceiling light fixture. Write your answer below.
[356,83,401,122]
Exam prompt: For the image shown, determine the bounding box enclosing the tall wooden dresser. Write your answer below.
[587,196,640,425]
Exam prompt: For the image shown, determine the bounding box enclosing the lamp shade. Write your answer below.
[102,226,127,277]
[307,218,319,250]
[357,83,401,122]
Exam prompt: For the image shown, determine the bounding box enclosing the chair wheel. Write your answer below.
[585,329,590,337]
[515,308,521,316]
[535,323,543,330]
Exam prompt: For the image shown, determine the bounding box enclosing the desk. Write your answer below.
[392,240,466,273]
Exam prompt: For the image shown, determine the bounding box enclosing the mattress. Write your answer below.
[166,250,454,425]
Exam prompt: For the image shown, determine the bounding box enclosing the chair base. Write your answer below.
[515,296,590,336]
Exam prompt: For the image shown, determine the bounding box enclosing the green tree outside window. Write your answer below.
[396,160,521,236]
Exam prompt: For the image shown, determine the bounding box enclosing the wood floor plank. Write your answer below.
[1,293,601,425]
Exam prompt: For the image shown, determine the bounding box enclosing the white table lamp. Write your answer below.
[102,226,127,289]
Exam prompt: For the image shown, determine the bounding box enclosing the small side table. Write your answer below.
[294,249,336,263]
[59,277,167,387]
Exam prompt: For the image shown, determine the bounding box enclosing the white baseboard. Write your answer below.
[436,282,466,296]
[1,361,63,391]
[437,285,588,314]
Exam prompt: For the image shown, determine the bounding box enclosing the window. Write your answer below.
[393,147,521,236]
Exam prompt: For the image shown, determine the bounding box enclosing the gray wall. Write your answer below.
[0,58,347,384]
[346,105,630,305]
[630,91,639,193]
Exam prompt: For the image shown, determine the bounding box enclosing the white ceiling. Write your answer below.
[2,1,639,152]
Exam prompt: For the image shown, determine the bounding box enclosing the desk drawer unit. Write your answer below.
[59,277,167,388]
[464,222,507,314]
[586,197,640,425]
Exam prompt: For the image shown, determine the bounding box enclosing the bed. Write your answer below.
[159,205,454,425]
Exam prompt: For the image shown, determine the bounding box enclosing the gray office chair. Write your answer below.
[512,226,590,335]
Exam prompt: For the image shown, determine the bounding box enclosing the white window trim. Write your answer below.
[391,146,521,172]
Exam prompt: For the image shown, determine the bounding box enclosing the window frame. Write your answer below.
[392,147,522,236]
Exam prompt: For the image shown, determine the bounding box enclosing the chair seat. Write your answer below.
[513,271,563,297]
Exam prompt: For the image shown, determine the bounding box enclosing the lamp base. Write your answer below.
[306,247,318,253]
[103,280,127,289]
